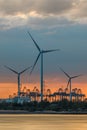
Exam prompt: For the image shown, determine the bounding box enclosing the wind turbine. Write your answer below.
[59,67,82,102]
[28,31,60,101]
[4,65,32,98]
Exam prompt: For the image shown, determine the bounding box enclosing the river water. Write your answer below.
[0,114,87,130]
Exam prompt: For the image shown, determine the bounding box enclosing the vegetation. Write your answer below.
[0,99,87,112]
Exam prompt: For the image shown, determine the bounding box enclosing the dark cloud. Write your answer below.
[0,0,87,30]
[33,0,75,15]
[0,0,76,16]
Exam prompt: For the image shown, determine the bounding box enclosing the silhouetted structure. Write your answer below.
[9,86,85,103]
[59,67,82,102]
[28,31,60,101]
[5,66,31,97]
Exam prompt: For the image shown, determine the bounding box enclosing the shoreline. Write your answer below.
[0,110,87,114]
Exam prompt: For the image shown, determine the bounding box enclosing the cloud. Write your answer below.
[0,0,75,16]
[0,0,87,30]
[0,16,27,30]
[69,0,87,24]
[73,0,87,18]
[31,0,76,15]
[26,16,75,29]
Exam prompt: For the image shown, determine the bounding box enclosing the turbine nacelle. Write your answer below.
[4,65,32,75]
[28,31,60,101]
[59,66,82,80]
[28,31,60,75]
[5,65,32,97]
[59,66,82,89]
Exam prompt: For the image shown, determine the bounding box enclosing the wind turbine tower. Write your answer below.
[59,67,82,102]
[5,65,31,97]
[28,31,60,101]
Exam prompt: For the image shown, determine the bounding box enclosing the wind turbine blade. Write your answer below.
[20,66,32,74]
[27,31,41,52]
[59,67,70,78]
[67,79,70,88]
[71,74,82,79]
[30,53,40,75]
[4,65,18,74]
[43,49,60,53]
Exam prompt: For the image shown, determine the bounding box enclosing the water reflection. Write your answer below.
[0,115,87,130]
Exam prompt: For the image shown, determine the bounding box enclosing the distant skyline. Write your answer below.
[0,0,87,98]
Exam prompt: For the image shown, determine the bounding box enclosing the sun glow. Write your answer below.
[0,81,86,99]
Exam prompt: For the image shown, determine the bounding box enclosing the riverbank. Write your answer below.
[0,110,87,114]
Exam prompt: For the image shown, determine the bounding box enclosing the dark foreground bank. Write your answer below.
[0,99,87,113]
[0,110,87,114]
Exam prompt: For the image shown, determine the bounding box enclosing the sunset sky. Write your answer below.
[0,0,87,98]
